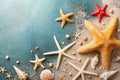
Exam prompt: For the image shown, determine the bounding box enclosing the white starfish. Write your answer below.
[68,58,98,80]
[43,35,76,69]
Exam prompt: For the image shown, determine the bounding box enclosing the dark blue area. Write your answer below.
[0,0,101,79]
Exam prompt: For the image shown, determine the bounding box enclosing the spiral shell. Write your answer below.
[40,69,54,80]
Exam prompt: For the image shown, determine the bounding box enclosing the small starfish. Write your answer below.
[68,58,97,80]
[78,17,120,69]
[91,3,110,22]
[55,9,74,28]
[74,32,81,39]
[6,73,12,79]
[0,67,6,73]
[43,35,76,69]
[30,54,45,70]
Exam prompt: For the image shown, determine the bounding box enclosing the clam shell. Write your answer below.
[40,69,54,80]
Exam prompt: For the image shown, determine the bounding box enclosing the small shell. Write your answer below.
[40,69,54,80]
[91,55,99,69]
[13,66,28,80]
[100,70,118,80]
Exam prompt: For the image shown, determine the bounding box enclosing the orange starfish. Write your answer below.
[78,17,120,69]
[55,9,74,28]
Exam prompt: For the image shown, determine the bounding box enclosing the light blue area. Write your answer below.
[0,0,100,79]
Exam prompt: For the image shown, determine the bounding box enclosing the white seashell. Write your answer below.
[40,69,54,80]
[91,55,99,69]
[13,65,28,80]
[100,70,118,80]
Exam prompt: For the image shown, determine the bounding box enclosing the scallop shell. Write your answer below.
[13,65,28,80]
[91,55,99,69]
[100,70,118,80]
[40,69,54,80]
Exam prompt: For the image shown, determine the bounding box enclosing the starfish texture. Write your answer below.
[91,3,110,22]
[68,58,98,80]
[78,17,120,69]
[0,67,6,73]
[55,9,74,28]
[6,73,12,79]
[43,35,76,69]
[30,54,45,70]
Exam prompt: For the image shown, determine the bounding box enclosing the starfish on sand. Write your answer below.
[55,9,74,28]
[6,73,12,79]
[43,35,76,69]
[74,32,81,39]
[91,3,110,22]
[68,58,98,80]
[78,17,120,70]
[30,54,45,70]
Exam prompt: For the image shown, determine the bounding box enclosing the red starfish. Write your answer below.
[91,3,110,22]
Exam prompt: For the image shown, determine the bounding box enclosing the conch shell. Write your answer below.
[13,65,28,80]
[40,69,54,80]
[91,55,99,69]
[100,70,118,80]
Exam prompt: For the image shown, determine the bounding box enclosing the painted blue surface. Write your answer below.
[0,0,100,79]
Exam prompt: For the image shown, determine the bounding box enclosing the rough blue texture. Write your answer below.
[0,0,100,79]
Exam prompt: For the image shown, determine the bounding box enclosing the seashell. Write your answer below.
[13,65,28,80]
[40,69,54,80]
[100,70,118,80]
[91,55,99,69]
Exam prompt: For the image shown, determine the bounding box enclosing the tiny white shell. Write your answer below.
[91,55,99,69]
[40,69,54,80]
[100,70,118,80]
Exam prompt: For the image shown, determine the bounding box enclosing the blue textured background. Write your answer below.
[0,0,100,80]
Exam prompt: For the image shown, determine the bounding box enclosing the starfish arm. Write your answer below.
[54,35,62,50]
[104,17,118,39]
[84,20,102,37]
[100,48,111,70]
[113,39,120,48]
[55,17,62,21]
[102,4,108,11]
[40,64,45,69]
[68,62,79,70]
[98,14,102,22]
[78,40,99,54]
[30,60,36,63]
[61,20,66,28]
[81,73,85,80]
[60,9,64,16]
[73,72,81,80]
[81,58,89,70]
[34,64,37,70]
[62,52,76,60]
[83,71,98,76]
[91,11,98,16]
[56,53,62,69]
[63,41,76,51]
[40,58,45,62]
[43,51,59,55]
[35,54,39,60]
[103,13,110,17]
[66,13,74,17]
[66,18,74,23]
[94,3,100,9]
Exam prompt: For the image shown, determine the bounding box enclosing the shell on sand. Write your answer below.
[91,55,99,69]
[13,65,28,80]
[40,69,54,80]
[100,70,118,80]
